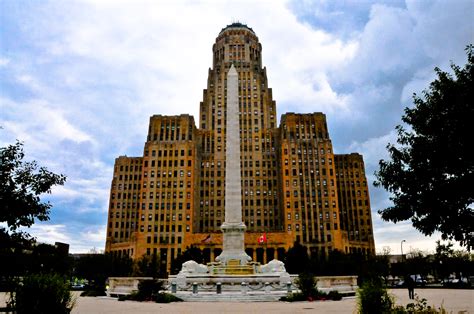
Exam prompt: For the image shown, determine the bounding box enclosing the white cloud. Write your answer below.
[347,130,397,168]
[1,97,93,146]
[28,224,71,245]
[81,225,106,244]
[0,57,10,67]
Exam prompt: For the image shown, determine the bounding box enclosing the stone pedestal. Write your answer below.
[215,222,251,265]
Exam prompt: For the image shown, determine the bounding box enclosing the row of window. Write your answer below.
[144,159,191,168]
[144,149,192,158]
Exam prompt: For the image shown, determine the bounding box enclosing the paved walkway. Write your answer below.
[2,289,473,313]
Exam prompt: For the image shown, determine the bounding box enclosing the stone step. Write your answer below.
[175,293,286,302]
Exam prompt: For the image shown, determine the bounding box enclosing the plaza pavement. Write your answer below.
[1,289,473,313]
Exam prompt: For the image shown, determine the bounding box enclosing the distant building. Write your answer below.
[105,23,375,273]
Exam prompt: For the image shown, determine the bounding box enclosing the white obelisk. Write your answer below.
[215,64,251,265]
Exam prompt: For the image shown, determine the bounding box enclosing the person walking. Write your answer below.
[405,275,415,299]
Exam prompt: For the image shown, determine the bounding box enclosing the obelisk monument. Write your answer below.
[215,64,251,265]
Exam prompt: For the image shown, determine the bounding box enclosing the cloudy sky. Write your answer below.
[1,0,472,254]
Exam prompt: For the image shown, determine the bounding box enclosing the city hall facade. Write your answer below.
[105,23,375,273]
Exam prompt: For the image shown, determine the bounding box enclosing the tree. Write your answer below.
[134,253,161,278]
[374,45,474,249]
[285,241,309,274]
[1,141,66,246]
[170,246,203,275]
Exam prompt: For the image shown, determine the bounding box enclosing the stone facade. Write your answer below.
[105,23,375,274]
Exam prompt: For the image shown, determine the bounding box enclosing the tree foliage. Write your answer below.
[1,141,66,245]
[134,253,161,278]
[285,241,310,274]
[8,273,75,314]
[170,246,203,275]
[375,45,474,248]
[74,253,133,289]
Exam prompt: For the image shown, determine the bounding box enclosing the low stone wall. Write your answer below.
[107,277,153,297]
[316,275,358,293]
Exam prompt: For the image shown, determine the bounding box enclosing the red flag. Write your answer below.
[258,233,267,244]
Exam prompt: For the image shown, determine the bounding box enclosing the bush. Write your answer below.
[280,289,343,302]
[117,279,164,302]
[117,291,140,301]
[280,293,308,302]
[296,272,317,298]
[9,273,75,314]
[80,282,106,297]
[404,294,447,314]
[155,292,183,303]
[80,289,106,297]
[137,279,163,300]
[327,290,342,301]
[357,279,393,314]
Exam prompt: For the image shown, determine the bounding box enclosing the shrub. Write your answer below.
[155,292,183,303]
[405,294,447,314]
[296,272,317,298]
[80,282,106,297]
[327,290,342,301]
[280,290,343,302]
[280,293,308,302]
[117,279,164,302]
[80,289,106,297]
[137,279,163,300]
[357,279,393,314]
[9,273,75,314]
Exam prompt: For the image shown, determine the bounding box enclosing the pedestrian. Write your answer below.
[405,275,415,299]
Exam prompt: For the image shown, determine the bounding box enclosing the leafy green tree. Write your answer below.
[134,253,161,278]
[170,246,203,275]
[74,253,133,292]
[8,273,75,314]
[28,243,72,276]
[375,46,474,248]
[433,241,473,281]
[295,272,317,298]
[357,278,394,314]
[1,141,66,245]
[285,242,309,274]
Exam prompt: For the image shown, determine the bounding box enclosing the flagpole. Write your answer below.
[263,229,268,264]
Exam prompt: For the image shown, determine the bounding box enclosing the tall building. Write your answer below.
[105,23,375,274]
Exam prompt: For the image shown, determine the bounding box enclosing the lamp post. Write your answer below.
[401,240,406,262]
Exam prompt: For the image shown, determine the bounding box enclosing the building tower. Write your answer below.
[105,23,375,274]
[196,23,280,236]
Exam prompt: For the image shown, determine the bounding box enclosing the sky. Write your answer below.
[1,0,473,255]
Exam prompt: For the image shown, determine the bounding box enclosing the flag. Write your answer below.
[202,234,211,243]
[258,233,267,244]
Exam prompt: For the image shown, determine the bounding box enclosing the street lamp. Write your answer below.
[401,240,406,261]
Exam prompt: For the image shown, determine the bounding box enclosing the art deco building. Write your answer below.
[105,23,375,274]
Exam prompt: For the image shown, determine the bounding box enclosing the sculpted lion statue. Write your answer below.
[260,259,286,273]
[180,260,209,274]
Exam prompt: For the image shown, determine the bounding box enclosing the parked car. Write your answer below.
[394,280,405,287]
[71,283,85,290]
[442,277,471,288]
[415,277,427,287]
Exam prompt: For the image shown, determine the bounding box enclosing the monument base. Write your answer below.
[215,222,251,265]
[174,258,290,290]
[210,260,256,275]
